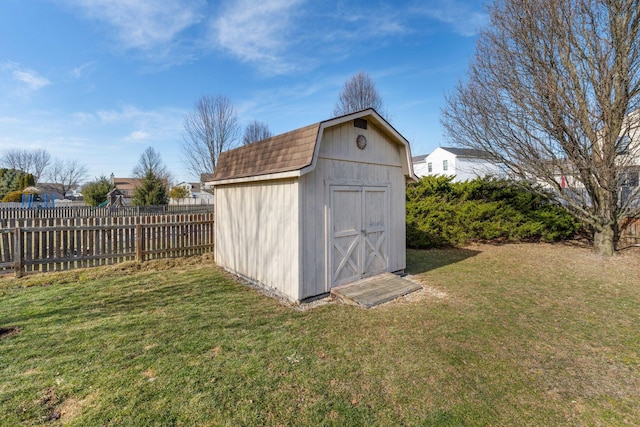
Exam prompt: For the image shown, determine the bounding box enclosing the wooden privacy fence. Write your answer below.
[0,213,215,277]
[0,204,214,221]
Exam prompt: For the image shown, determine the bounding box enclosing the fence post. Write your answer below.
[13,226,22,278]
[136,223,144,262]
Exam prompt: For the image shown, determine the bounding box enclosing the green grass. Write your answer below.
[1,245,639,426]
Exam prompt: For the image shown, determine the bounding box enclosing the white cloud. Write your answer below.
[1,61,51,91]
[69,106,184,143]
[61,0,206,50]
[13,70,51,90]
[127,130,151,141]
[412,0,488,37]
[96,106,162,123]
[211,0,303,73]
[0,116,20,124]
[72,61,97,78]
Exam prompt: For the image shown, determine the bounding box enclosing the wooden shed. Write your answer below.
[209,109,416,302]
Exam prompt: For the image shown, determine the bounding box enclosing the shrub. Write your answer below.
[169,186,189,200]
[2,190,25,203]
[1,189,38,203]
[406,176,580,248]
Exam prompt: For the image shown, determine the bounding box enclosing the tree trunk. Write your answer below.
[593,223,616,256]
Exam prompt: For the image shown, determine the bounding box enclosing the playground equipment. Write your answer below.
[20,193,56,208]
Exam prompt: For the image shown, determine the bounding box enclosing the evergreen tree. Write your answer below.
[0,169,34,200]
[18,173,35,190]
[82,176,114,206]
[132,172,168,206]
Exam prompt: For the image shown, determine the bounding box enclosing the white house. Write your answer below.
[412,154,429,178]
[413,147,501,181]
[208,109,416,302]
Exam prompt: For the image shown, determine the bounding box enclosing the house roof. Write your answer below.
[412,154,428,162]
[211,109,416,184]
[440,147,493,159]
[112,178,141,193]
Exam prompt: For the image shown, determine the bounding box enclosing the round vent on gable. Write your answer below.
[356,134,367,150]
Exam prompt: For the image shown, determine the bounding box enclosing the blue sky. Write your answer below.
[0,0,486,184]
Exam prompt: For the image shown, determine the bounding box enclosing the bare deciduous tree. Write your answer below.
[47,159,89,198]
[442,0,640,256]
[133,147,172,182]
[242,120,272,145]
[332,71,386,117]
[181,95,240,178]
[0,148,51,183]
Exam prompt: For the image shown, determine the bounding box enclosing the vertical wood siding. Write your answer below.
[215,179,300,301]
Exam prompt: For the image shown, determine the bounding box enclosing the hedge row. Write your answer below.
[406,176,580,248]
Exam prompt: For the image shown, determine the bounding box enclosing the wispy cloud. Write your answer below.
[60,0,206,50]
[13,70,51,90]
[412,0,488,37]
[54,0,484,75]
[0,62,51,103]
[210,0,414,75]
[2,61,51,90]
[72,61,97,78]
[73,105,185,142]
[211,0,303,73]
[126,130,151,141]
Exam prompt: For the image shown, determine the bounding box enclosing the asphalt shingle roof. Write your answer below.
[440,147,492,159]
[212,123,320,181]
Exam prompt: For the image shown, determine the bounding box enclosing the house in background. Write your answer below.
[553,111,640,204]
[412,147,501,182]
[110,174,141,205]
[411,154,429,177]
[170,181,215,205]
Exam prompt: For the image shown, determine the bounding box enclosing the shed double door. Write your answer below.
[330,186,389,287]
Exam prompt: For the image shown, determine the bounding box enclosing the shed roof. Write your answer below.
[212,123,320,181]
[211,109,416,184]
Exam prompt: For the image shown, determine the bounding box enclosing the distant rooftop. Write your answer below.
[440,147,493,159]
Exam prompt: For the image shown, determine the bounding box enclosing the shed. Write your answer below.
[209,109,416,302]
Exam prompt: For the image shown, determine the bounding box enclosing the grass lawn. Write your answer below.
[1,244,639,426]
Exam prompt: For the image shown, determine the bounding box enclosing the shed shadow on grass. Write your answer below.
[406,247,482,275]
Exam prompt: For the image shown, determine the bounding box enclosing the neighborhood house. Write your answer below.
[413,147,501,181]
[208,109,416,302]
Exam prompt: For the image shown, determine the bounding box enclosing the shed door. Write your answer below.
[330,186,389,287]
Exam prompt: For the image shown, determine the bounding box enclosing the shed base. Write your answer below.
[330,272,422,308]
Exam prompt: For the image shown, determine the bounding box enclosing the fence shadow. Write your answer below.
[406,247,482,275]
